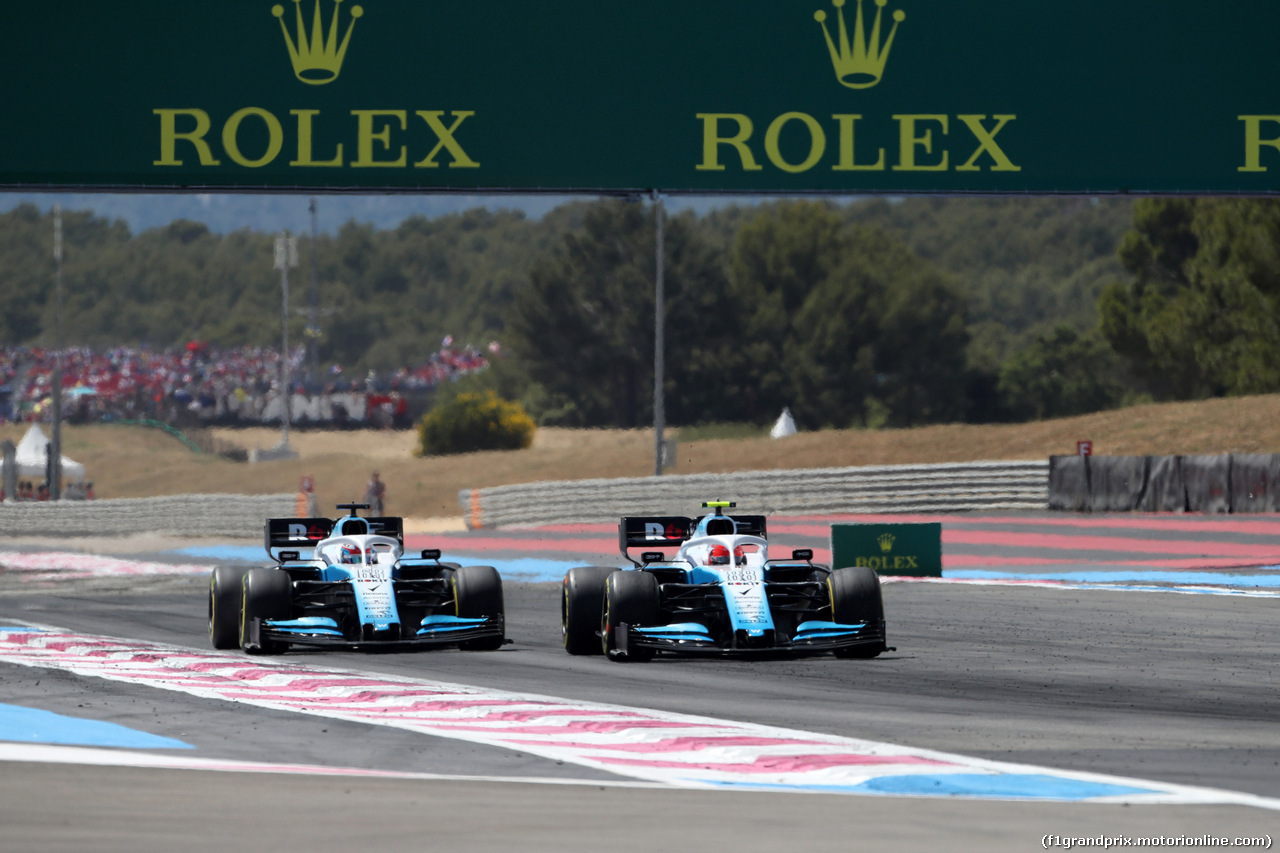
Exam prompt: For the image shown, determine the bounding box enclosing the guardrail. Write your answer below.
[458,460,1049,529]
[0,494,295,538]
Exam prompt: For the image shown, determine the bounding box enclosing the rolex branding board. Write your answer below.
[3,1,1280,193]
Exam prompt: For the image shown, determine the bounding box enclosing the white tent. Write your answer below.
[6,424,86,481]
[769,407,797,439]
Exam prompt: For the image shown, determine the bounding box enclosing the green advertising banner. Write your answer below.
[4,2,1280,193]
[830,522,941,577]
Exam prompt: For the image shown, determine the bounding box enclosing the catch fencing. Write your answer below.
[0,494,295,538]
[459,460,1050,529]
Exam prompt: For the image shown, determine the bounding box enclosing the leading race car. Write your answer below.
[209,503,505,654]
[561,502,890,661]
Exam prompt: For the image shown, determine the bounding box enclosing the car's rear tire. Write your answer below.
[239,568,292,654]
[602,570,662,662]
[453,565,505,651]
[828,566,886,659]
[209,566,249,649]
[562,566,614,655]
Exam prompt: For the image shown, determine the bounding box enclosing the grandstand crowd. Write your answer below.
[0,339,492,428]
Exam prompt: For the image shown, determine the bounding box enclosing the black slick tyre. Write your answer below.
[209,566,249,650]
[828,566,886,659]
[561,566,614,655]
[453,565,505,651]
[602,570,662,662]
[239,568,292,654]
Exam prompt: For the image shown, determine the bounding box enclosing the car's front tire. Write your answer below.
[239,568,292,655]
[453,565,505,651]
[602,570,662,662]
[562,566,614,655]
[828,566,886,659]
[209,566,249,650]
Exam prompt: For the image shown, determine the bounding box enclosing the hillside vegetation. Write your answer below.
[7,394,1280,522]
[2,196,1134,432]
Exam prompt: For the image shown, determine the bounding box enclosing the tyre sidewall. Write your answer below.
[562,566,614,655]
[209,566,249,650]
[602,571,661,659]
[239,568,292,653]
[828,566,884,625]
[829,566,886,658]
[453,565,505,650]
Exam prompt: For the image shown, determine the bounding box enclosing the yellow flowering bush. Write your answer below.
[416,390,535,456]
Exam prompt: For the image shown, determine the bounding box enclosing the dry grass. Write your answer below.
[7,394,1280,520]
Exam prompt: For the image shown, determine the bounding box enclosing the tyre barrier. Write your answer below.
[459,460,1049,529]
[0,494,295,538]
[1050,453,1280,514]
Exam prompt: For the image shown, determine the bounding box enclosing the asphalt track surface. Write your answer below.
[1,514,1279,851]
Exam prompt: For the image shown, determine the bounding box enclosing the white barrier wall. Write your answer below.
[458,460,1050,529]
[0,494,295,538]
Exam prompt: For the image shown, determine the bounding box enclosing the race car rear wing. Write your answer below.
[366,516,404,545]
[619,517,692,553]
[731,516,767,538]
[265,517,334,560]
[618,515,768,555]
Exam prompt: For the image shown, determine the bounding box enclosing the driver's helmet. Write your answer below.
[707,544,730,566]
[339,543,362,564]
[364,547,378,565]
[734,545,747,566]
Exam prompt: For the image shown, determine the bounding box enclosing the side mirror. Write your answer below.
[640,551,665,564]
[279,550,300,561]
[791,549,813,562]
[421,549,442,561]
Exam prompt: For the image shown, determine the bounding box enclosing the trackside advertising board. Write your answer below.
[830,522,941,577]
[7,2,1280,192]
[5,2,1280,193]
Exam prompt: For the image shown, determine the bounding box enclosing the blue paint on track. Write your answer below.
[176,545,265,562]
[173,548,1280,587]
[446,556,577,583]
[171,546,576,583]
[854,773,1155,799]
[707,773,1156,800]
[0,703,193,749]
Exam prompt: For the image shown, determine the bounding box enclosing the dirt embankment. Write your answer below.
[5,394,1280,521]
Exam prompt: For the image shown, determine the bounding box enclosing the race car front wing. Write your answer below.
[610,617,887,658]
[243,613,504,650]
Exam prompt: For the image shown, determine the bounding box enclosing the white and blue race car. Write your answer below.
[209,504,505,654]
[561,502,890,661]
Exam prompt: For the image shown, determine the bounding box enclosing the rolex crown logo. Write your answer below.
[814,0,905,90]
[272,0,363,85]
[877,532,896,553]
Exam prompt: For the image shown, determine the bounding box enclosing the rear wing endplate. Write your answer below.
[264,517,333,559]
[366,516,404,546]
[619,516,692,553]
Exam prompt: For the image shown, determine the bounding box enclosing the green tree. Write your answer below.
[1099,198,1280,399]
[790,226,972,428]
[504,199,733,427]
[727,201,849,422]
[997,325,1128,420]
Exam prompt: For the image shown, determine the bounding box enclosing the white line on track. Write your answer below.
[0,742,667,788]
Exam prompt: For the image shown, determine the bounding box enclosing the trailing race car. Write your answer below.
[209,503,505,654]
[561,502,889,661]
